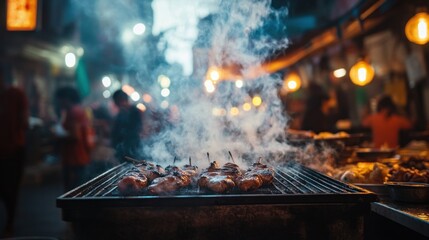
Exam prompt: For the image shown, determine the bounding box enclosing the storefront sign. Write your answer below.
[7,0,38,31]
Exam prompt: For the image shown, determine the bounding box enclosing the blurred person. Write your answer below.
[88,103,115,176]
[362,95,412,148]
[111,90,143,162]
[0,65,28,237]
[301,83,336,134]
[53,86,92,191]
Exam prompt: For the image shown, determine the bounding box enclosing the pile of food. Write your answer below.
[329,162,390,184]
[117,158,275,196]
[325,157,429,184]
[313,131,349,140]
[389,157,429,183]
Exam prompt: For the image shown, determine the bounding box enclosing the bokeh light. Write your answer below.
[252,95,262,107]
[133,23,146,35]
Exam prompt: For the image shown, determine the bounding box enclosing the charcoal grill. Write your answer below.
[57,162,377,240]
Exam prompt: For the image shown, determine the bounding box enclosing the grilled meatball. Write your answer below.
[205,175,236,193]
[252,168,274,185]
[135,161,165,182]
[237,172,263,192]
[198,171,222,188]
[250,163,274,185]
[147,175,181,194]
[117,172,148,196]
[147,168,192,195]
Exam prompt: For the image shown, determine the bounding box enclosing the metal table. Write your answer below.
[371,201,429,238]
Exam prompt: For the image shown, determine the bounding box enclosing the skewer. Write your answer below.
[124,156,140,164]
[173,156,177,165]
[258,157,262,164]
[189,157,192,166]
[206,152,210,164]
[228,151,235,164]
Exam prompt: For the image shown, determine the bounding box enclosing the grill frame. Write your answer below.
[57,161,378,240]
[57,161,377,208]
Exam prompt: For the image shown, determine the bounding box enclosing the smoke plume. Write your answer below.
[144,0,292,167]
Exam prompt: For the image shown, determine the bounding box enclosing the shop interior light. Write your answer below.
[161,88,170,97]
[235,79,244,88]
[102,76,112,88]
[65,52,76,68]
[405,12,429,45]
[349,60,375,86]
[136,103,147,112]
[230,107,240,116]
[204,79,215,93]
[252,95,262,107]
[242,103,251,111]
[206,66,220,81]
[122,85,135,95]
[333,68,347,78]
[283,72,302,92]
[158,75,171,88]
[7,0,38,31]
[130,92,140,102]
[133,23,146,35]
[143,94,152,103]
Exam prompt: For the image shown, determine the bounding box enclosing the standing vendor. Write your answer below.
[362,95,412,148]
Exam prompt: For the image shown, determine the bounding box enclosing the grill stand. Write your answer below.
[63,203,369,240]
[58,162,376,240]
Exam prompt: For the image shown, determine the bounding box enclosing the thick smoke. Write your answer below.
[73,0,300,168]
[144,0,292,167]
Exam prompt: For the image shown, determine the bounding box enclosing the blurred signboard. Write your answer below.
[7,0,38,31]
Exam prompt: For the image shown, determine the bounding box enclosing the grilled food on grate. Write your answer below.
[147,167,192,195]
[117,171,148,195]
[137,162,166,182]
[237,162,275,191]
[118,157,275,195]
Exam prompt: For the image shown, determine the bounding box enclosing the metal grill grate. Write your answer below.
[57,162,377,208]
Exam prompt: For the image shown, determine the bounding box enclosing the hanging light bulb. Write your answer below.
[283,72,302,92]
[349,60,375,86]
[405,12,429,45]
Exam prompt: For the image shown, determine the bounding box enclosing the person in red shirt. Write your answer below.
[362,95,412,148]
[54,87,92,191]
[0,66,28,237]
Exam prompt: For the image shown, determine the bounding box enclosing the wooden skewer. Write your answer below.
[189,157,192,166]
[124,156,140,164]
[228,151,235,164]
[258,157,262,164]
[206,152,210,164]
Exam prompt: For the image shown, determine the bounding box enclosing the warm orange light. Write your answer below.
[122,85,135,95]
[142,94,152,103]
[136,103,147,112]
[405,12,429,45]
[206,66,221,81]
[7,0,38,31]
[283,72,302,92]
[349,60,375,86]
[230,107,240,116]
[242,103,251,111]
[204,79,215,93]
[252,96,262,107]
